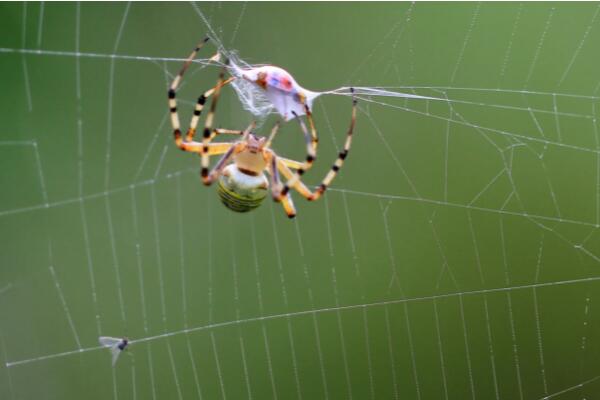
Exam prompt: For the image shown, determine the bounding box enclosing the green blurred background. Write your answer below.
[1,2,600,399]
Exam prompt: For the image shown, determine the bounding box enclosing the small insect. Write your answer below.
[99,336,128,366]
[228,62,320,121]
[168,38,357,218]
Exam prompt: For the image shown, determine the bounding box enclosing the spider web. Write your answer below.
[1,2,600,400]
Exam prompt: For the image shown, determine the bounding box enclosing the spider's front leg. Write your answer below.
[168,37,209,148]
[168,38,236,154]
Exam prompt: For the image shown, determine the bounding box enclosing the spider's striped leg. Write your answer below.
[268,152,283,199]
[308,92,357,200]
[264,120,281,149]
[208,128,244,141]
[201,67,227,179]
[185,76,235,142]
[207,121,254,143]
[169,37,210,149]
[196,122,256,156]
[267,152,296,218]
[203,143,244,185]
[289,110,317,173]
[278,89,357,201]
[274,156,318,198]
[278,157,304,170]
[303,104,319,170]
[176,141,234,155]
[276,157,314,200]
[280,187,297,218]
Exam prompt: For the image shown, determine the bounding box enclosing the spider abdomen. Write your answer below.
[217,165,268,212]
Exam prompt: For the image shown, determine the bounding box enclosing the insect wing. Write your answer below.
[99,336,121,348]
[99,337,125,366]
[110,346,122,367]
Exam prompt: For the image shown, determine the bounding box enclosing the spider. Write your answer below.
[168,38,356,218]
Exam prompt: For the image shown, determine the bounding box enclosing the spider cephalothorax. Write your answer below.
[168,38,356,218]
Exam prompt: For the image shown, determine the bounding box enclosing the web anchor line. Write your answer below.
[7,273,600,368]
[0,46,216,65]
